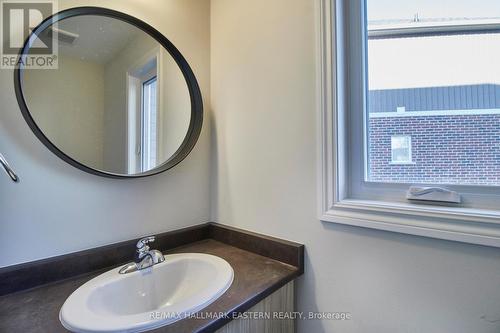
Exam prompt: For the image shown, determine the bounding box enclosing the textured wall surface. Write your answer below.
[369,114,500,185]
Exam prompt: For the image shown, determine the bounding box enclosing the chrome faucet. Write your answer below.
[119,236,165,274]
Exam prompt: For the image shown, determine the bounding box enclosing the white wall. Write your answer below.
[0,0,211,267]
[210,1,500,332]
[161,51,191,160]
[23,54,105,169]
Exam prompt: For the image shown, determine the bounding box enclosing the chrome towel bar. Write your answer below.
[0,153,19,182]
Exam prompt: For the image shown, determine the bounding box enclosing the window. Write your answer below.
[318,0,500,247]
[141,76,158,171]
[366,4,500,186]
[390,136,412,164]
[365,0,500,186]
[126,50,160,174]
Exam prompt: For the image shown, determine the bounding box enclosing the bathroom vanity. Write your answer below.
[0,223,304,332]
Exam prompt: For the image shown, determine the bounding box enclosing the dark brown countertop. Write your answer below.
[0,239,300,333]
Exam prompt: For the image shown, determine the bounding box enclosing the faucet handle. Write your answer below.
[136,236,155,250]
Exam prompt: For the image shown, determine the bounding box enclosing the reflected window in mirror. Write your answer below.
[141,76,158,171]
[126,49,161,174]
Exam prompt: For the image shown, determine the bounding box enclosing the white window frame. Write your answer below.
[390,135,412,165]
[317,0,500,247]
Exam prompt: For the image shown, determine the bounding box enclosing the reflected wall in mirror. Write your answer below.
[16,8,203,178]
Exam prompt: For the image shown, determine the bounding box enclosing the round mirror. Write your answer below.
[15,7,203,178]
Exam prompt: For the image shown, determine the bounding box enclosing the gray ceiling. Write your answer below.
[54,15,144,65]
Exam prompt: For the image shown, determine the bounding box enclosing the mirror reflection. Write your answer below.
[21,15,191,175]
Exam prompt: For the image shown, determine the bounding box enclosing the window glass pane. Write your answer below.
[141,77,158,171]
[366,0,500,186]
[391,136,412,163]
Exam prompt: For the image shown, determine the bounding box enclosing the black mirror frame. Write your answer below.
[14,6,203,179]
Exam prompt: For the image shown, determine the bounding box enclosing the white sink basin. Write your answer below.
[60,253,233,333]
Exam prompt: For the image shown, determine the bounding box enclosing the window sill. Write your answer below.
[320,199,500,247]
[389,162,416,165]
